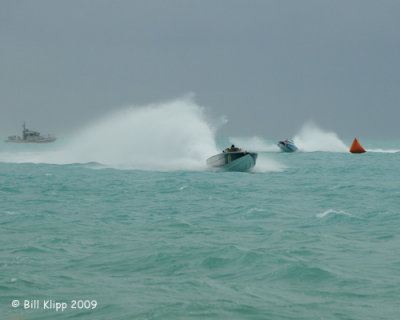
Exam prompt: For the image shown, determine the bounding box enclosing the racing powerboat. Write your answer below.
[277,139,297,152]
[206,145,258,172]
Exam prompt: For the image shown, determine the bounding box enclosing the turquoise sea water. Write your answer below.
[1,136,399,320]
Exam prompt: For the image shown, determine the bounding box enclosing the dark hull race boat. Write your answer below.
[5,122,56,143]
[277,139,297,152]
[206,145,258,172]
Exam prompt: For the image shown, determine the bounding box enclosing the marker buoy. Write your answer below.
[349,138,366,153]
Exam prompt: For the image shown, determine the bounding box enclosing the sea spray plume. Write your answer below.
[0,97,220,169]
[252,154,286,173]
[61,98,219,170]
[229,136,280,152]
[293,122,348,152]
[3,97,218,170]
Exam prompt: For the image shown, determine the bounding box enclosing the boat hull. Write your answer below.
[5,137,56,143]
[6,123,56,143]
[278,141,297,152]
[207,152,257,172]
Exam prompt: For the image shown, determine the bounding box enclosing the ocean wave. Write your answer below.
[316,209,352,218]
[246,208,266,214]
[3,210,19,215]
[366,149,400,153]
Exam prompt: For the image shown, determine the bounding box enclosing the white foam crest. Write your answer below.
[293,122,348,152]
[4,210,18,215]
[316,209,351,218]
[229,136,280,152]
[0,97,220,171]
[366,148,400,153]
[252,154,286,173]
[247,207,265,214]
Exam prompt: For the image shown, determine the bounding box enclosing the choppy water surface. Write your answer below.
[1,103,399,319]
[1,144,399,320]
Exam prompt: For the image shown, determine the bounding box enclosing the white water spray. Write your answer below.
[252,155,286,173]
[63,98,219,170]
[366,148,400,153]
[226,136,286,172]
[293,122,348,152]
[229,136,280,152]
[0,97,220,170]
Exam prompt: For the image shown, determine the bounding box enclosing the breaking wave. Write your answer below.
[316,209,352,218]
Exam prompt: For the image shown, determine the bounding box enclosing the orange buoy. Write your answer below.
[349,138,366,153]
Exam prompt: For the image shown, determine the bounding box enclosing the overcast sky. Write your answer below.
[1,0,399,138]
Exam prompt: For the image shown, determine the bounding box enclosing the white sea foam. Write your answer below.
[366,149,400,153]
[247,207,265,214]
[252,154,286,173]
[4,211,18,215]
[62,97,220,170]
[316,209,351,218]
[229,136,280,152]
[294,122,348,152]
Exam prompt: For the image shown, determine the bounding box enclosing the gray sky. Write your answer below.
[1,0,399,138]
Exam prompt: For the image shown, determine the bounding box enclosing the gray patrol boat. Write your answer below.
[5,122,56,143]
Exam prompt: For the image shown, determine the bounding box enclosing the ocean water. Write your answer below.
[1,103,400,319]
